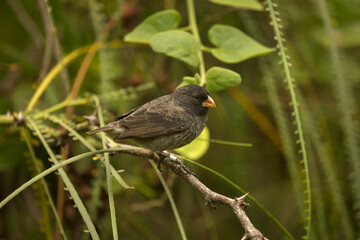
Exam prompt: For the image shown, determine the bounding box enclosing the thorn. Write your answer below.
[235,193,250,209]
[237,192,249,202]
[84,107,99,126]
[13,111,26,126]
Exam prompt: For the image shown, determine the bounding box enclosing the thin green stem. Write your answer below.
[35,98,89,117]
[149,160,188,240]
[201,46,214,52]
[26,118,100,240]
[0,115,13,124]
[93,96,118,239]
[49,115,95,150]
[197,138,252,147]
[186,0,206,86]
[0,148,132,209]
[178,25,192,31]
[237,10,305,215]
[21,127,66,240]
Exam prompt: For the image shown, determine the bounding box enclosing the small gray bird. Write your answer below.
[87,85,215,151]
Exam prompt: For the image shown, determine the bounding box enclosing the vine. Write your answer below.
[264,0,311,239]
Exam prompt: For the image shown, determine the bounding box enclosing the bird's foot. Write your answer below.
[154,152,165,171]
[157,151,195,176]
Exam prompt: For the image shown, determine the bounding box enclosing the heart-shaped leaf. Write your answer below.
[208,24,274,63]
[206,67,241,92]
[209,0,263,11]
[124,10,181,44]
[175,127,210,160]
[150,30,200,67]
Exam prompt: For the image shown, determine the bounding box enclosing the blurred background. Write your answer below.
[0,0,359,239]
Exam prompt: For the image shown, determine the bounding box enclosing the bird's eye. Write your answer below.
[193,95,200,101]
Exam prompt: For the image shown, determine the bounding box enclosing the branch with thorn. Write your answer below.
[104,137,268,240]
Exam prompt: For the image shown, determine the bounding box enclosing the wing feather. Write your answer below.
[114,97,191,139]
[113,107,139,121]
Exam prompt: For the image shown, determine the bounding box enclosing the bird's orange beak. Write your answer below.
[202,96,216,108]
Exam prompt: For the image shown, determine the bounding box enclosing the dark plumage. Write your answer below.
[87,85,215,150]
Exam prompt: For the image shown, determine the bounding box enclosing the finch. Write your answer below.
[87,84,216,151]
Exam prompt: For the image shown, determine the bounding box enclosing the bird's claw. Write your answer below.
[157,151,195,176]
[153,152,164,172]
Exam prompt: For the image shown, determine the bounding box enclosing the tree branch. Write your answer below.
[2,110,267,239]
[106,139,268,240]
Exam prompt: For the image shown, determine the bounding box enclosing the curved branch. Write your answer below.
[106,140,268,240]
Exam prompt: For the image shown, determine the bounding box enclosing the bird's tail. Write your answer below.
[87,125,114,134]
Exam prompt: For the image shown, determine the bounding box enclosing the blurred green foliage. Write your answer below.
[0,0,359,239]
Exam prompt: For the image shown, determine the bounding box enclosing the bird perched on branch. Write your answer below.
[87,84,216,151]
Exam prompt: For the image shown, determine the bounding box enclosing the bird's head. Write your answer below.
[173,85,216,116]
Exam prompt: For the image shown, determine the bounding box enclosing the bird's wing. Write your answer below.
[113,107,139,121]
[114,101,191,139]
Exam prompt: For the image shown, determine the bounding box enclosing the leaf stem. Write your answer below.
[186,0,206,86]
[265,0,311,238]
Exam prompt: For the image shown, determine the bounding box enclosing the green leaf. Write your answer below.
[178,73,201,88]
[208,24,274,63]
[150,30,200,67]
[206,67,241,92]
[209,0,263,11]
[124,10,181,44]
[182,76,196,84]
[178,76,196,88]
[175,127,210,160]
